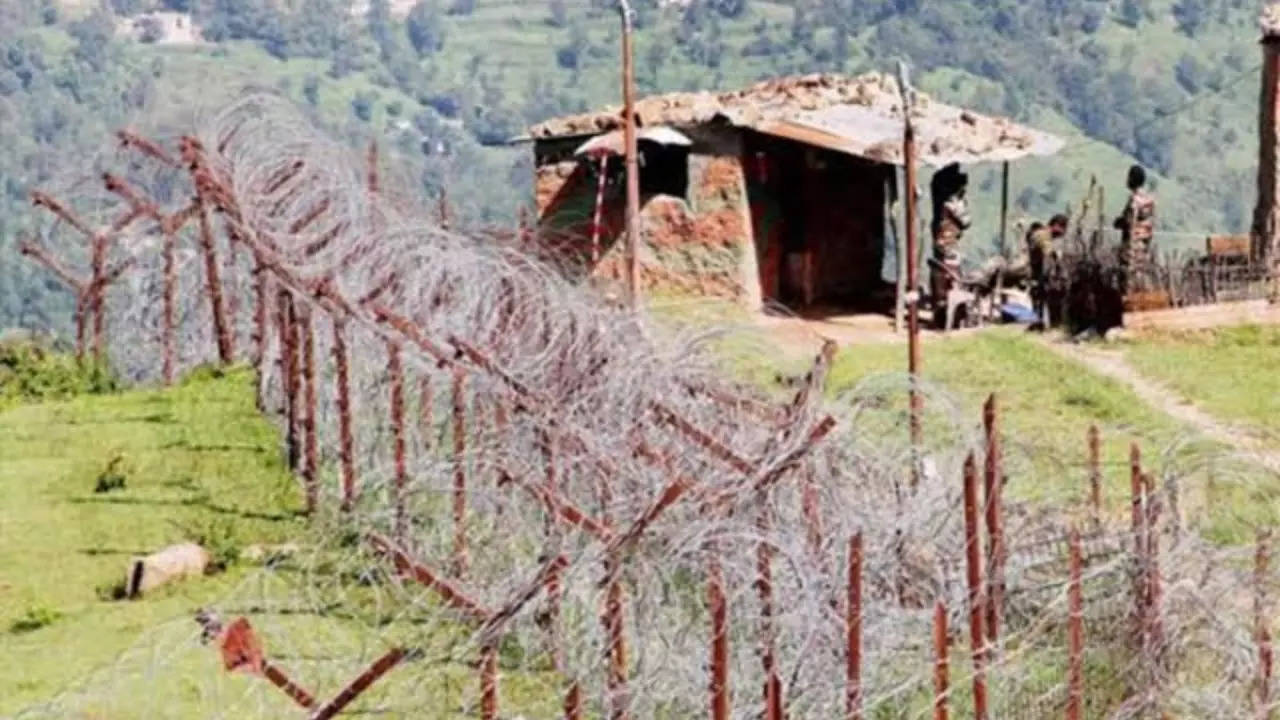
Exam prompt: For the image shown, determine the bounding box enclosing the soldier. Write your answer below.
[929,163,971,324]
[1027,214,1068,326]
[1114,164,1155,294]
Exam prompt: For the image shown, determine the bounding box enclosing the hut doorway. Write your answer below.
[744,133,893,315]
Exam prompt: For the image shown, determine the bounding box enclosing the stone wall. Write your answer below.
[532,126,759,305]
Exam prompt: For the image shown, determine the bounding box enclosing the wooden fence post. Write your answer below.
[333,318,357,511]
[1087,425,1102,525]
[452,370,469,577]
[846,533,863,720]
[1066,528,1084,720]
[1258,529,1273,720]
[934,600,950,720]
[300,307,318,514]
[709,549,729,720]
[983,394,1003,647]
[388,342,408,540]
[963,454,989,720]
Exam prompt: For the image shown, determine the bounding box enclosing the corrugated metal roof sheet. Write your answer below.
[523,72,1063,167]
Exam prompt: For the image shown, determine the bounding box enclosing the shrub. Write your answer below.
[10,605,61,634]
[94,453,129,494]
[185,517,242,572]
[0,335,117,406]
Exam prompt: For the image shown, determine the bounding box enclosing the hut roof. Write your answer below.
[522,72,1063,168]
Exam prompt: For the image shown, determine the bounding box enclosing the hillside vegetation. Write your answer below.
[0,0,1269,333]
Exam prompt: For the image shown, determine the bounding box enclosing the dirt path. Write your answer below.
[1041,337,1280,474]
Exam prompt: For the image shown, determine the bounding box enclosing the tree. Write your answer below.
[1080,5,1103,34]
[644,39,668,84]
[1172,0,1207,37]
[137,16,165,44]
[710,0,746,19]
[407,0,446,57]
[351,91,376,122]
[448,0,476,15]
[1175,53,1202,94]
[110,0,148,15]
[302,74,320,106]
[546,0,567,28]
[1117,0,1142,28]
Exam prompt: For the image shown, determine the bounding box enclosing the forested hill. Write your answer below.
[0,0,1266,330]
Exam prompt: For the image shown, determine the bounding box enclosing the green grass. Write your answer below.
[0,367,305,713]
[822,329,1276,536]
[1125,325,1280,438]
[0,365,567,718]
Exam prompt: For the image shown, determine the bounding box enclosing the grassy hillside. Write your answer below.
[1126,324,1280,438]
[0,367,304,713]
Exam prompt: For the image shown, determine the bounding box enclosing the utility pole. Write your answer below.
[619,0,641,309]
[897,60,923,486]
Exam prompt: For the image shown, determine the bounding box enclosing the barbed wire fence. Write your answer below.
[8,93,1280,720]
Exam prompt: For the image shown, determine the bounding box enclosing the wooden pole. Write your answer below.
[333,319,357,511]
[619,0,641,309]
[90,232,106,361]
[197,201,234,365]
[252,264,269,407]
[891,174,905,333]
[983,394,1003,647]
[603,557,630,720]
[300,308,318,514]
[933,600,950,720]
[897,61,923,487]
[846,533,863,720]
[388,342,408,541]
[452,370,469,577]
[709,549,729,720]
[480,642,498,720]
[1066,528,1085,720]
[758,506,783,720]
[1088,425,1102,525]
[962,454,989,720]
[276,290,300,473]
[999,162,1010,259]
[162,231,176,385]
[1258,529,1273,720]
[1130,442,1145,649]
[564,683,583,720]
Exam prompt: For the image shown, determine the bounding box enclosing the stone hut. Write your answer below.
[520,73,1063,313]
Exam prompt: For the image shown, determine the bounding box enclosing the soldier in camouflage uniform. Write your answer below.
[929,164,971,324]
[1114,164,1155,294]
[1027,214,1068,326]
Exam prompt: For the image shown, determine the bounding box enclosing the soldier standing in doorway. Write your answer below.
[1114,164,1155,295]
[930,163,971,325]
